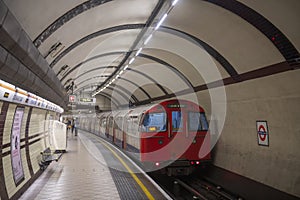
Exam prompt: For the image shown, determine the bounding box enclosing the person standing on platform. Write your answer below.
[74,119,78,136]
[71,119,75,135]
[67,119,71,132]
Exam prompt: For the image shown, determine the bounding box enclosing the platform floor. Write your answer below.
[19,130,170,200]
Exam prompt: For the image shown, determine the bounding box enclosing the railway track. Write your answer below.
[150,172,244,200]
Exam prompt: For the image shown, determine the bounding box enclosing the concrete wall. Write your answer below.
[208,70,300,197]
[0,100,56,199]
[96,95,115,111]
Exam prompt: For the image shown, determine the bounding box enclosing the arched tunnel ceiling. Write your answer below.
[3,0,299,108]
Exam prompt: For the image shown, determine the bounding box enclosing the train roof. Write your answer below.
[96,99,205,118]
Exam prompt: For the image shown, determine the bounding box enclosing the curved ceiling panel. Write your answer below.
[146,30,225,84]
[74,54,122,76]
[75,77,107,89]
[3,0,86,39]
[60,52,124,82]
[129,60,191,93]
[76,76,108,88]
[74,68,115,85]
[51,33,118,73]
[38,0,158,57]
[105,87,133,105]
[141,48,229,87]
[238,0,300,52]
[116,80,150,101]
[120,70,166,98]
[50,28,141,69]
[165,0,285,73]
[117,77,152,99]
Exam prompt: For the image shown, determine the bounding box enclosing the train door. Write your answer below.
[122,110,132,149]
[108,116,114,141]
[168,108,188,160]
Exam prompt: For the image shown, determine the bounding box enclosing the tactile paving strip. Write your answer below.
[109,168,148,200]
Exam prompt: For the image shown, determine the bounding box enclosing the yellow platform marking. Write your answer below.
[100,141,155,200]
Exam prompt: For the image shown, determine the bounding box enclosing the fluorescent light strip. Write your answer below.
[144,34,152,45]
[119,70,124,75]
[155,13,167,30]
[172,0,179,6]
[124,65,129,70]
[129,57,135,65]
[135,48,143,56]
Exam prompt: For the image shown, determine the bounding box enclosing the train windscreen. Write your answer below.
[188,112,209,131]
[141,112,166,132]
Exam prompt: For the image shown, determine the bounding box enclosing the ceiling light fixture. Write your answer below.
[135,48,143,56]
[172,0,179,6]
[144,34,152,45]
[129,57,135,65]
[155,13,167,30]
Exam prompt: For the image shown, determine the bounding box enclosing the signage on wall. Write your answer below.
[69,95,76,103]
[80,98,94,102]
[11,107,25,185]
[257,121,269,146]
[78,97,96,105]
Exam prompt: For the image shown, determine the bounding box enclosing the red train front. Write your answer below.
[139,99,211,175]
[80,99,211,175]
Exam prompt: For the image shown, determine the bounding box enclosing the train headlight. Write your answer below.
[148,126,157,131]
[158,140,163,144]
[193,139,196,144]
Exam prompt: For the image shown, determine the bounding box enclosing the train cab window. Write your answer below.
[172,111,183,132]
[141,112,166,132]
[188,112,209,131]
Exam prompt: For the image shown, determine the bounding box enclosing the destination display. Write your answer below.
[167,104,186,108]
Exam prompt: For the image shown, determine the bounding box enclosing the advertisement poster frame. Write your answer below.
[10,106,25,186]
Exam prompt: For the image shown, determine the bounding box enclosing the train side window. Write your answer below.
[172,111,183,132]
[141,112,166,132]
[200,113,208,130]
[188,112,208,131]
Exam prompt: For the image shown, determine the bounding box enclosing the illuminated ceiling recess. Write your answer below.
[92,0,180,97]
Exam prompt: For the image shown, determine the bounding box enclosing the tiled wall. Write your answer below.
[28,108,48,174]
[0,101,56,199]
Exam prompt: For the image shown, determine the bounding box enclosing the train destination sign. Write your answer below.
[257,121,269,146]
[167,104,186,108]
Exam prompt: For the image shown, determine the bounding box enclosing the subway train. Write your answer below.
[79,99,211,175]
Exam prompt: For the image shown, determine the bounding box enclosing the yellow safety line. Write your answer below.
[100,141,155,200]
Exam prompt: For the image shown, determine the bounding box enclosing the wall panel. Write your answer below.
[0,100,60,199]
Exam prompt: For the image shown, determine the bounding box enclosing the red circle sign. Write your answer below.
[258,125,267,141]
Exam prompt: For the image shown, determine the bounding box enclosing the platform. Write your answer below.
[19,130,171,200]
